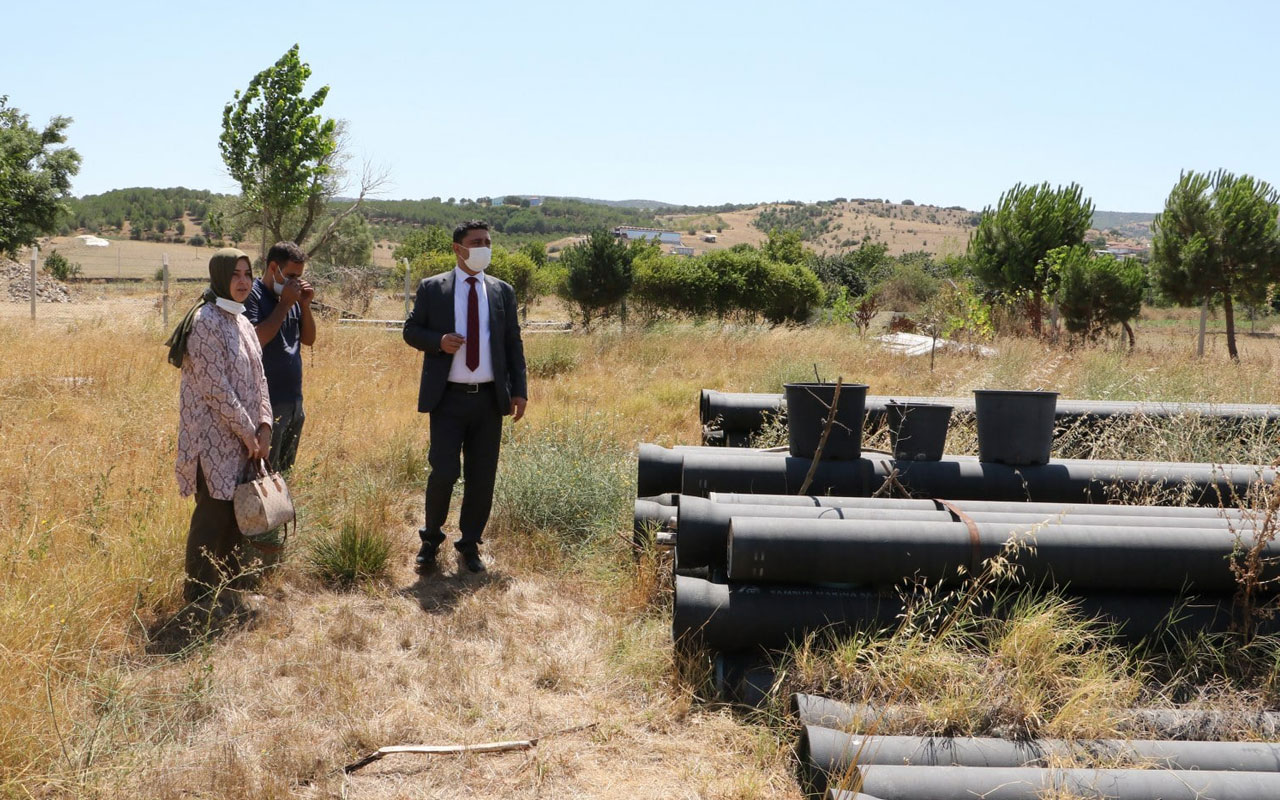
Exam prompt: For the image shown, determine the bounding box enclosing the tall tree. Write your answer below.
[1045,245,1146,348]
[556,229,633,328]
[968,182,1094,335]
[1150,170,1280,360]
[220,45,382,259]
[310,212,373,266]
[0,96,81,257]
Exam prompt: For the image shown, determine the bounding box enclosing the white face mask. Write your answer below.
[462,246,492,272]
[215,296,246,315]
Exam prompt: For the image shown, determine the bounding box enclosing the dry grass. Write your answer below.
[5,300,1280,796]
[655,202,976,257]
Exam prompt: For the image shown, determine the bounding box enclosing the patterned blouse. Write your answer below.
[175,304,273,501]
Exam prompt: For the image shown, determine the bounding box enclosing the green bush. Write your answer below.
[308,519,393,588]
[43,250,81,281]
[875,260,941,310]
[631,250,719,320]
[491,416,633,549]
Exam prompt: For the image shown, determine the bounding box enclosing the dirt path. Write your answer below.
[113,530,799,799]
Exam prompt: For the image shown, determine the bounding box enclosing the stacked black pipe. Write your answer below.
[667,494,1273,654]
[637,442,1276,503]
[791,693,1280,798]
[700,388,1280,447]
[660,389,1280,798]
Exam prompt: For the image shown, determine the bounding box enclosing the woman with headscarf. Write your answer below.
[165,248,272,610]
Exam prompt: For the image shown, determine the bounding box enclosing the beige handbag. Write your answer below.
[234,459,296,539]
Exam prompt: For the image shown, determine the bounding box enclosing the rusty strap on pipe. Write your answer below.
[934,498,982,574]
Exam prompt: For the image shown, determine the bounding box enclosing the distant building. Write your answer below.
[1096,241,1149,259]
[671,245,695,256]
[701,233,717,243]
[528,196,543,207]
[614,226,682,245]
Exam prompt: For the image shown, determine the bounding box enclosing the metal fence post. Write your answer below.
[162,254,170,327]
[29,246,37,321]
[403,258,411,318]
[1197,301,1207,358]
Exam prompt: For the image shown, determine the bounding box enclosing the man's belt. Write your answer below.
[447,381,495,393]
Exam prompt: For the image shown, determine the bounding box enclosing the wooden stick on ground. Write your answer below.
[341,723,598,774]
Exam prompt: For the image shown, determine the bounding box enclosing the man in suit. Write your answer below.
[403,220,527,573]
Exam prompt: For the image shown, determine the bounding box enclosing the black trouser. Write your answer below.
[421,383,503,553]
[184,466,248,604]
[269,398,305,473]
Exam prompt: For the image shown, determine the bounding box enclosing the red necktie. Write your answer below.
[465,276,479,371]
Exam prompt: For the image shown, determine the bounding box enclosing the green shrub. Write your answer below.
[874,260,941,311]
[43,250,81,281]
[491,415,633,549]
[308,519,392,588]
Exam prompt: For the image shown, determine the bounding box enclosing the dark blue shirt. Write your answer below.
[244,278,303,404]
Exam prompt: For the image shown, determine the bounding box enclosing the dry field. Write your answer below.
[5,293,1280,798]
[661,202,976,258]
[548,201,972,259]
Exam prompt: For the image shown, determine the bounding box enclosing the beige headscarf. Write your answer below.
[164,248,250,368]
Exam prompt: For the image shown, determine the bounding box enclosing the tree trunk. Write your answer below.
[1029,293,1043,337]
[1122,320,1135,350]
[1223,293,1239,360]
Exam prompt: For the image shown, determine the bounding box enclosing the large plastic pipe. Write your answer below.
[800,725,1280,791]
[712,651,775,708]
[675,577,1262,652]
[708,492,1250,520]
[827,764,1280,800]
[678,452,1275,504]
[637,443,782,497]
[725,516,1267,592]
[700,389,785,430]
[672,495,1247,570]
[699,390,1280,428]
[791,693,1280,742]
[634,499,678,537]
[701,427,758,447]
[674,575,901,651]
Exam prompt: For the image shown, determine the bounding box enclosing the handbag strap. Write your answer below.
[240,457,269,484]
[245,516,293,555]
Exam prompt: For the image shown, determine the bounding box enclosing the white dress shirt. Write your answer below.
[447,266,495,383]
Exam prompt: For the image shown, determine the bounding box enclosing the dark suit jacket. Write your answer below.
[403,270,528,414]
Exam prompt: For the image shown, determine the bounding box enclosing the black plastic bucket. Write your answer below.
[784,382,869,460]
[886,402,952,461]
[974,389,1059,465]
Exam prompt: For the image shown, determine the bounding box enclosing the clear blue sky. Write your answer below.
[5,0,1277,212]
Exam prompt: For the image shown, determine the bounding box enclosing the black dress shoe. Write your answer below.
[415,542,439,572]
[458,550,486,573]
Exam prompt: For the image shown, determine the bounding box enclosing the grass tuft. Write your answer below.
[490,413,633,550]
[307,519,392,589]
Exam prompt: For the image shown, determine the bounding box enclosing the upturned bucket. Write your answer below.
[784,382,869,460]
[973,389,1059,465]
[886,402,952,461]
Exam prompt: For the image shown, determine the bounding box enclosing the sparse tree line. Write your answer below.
[63,187,217,241]
[3,44,1278,359]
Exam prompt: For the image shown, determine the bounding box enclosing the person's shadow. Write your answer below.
[400,563,509,614]
[141,595,262,657]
